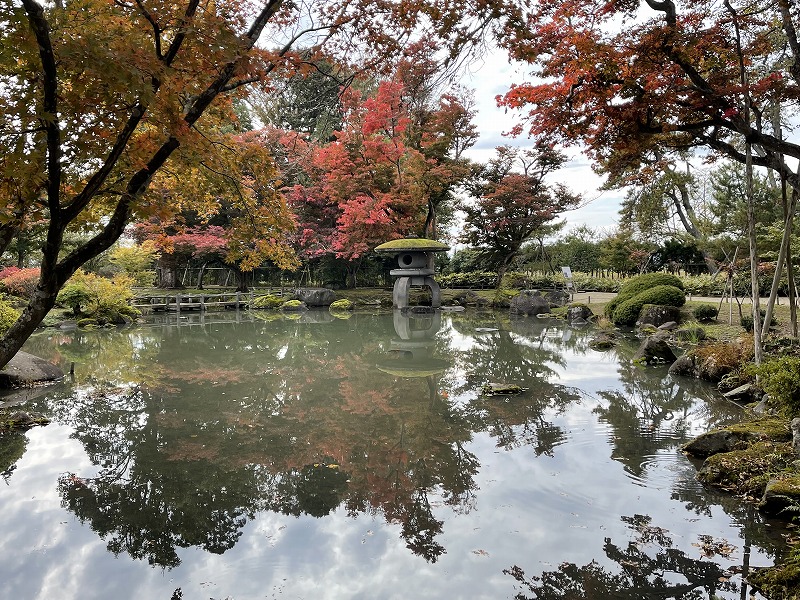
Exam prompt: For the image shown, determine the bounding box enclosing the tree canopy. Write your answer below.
[498,0,800,189]
[0,0,517,368]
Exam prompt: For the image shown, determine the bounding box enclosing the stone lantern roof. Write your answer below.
[374,238,450,253]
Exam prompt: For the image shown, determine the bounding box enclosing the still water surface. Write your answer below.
[0,309,787,599]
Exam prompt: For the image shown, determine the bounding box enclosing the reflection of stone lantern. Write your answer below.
[374,238,450,309]
[374,310,448,377]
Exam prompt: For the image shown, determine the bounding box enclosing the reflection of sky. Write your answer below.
[2,317,772,599]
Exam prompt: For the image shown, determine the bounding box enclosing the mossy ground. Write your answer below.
[698,440,795,497]
[750,555,800,600]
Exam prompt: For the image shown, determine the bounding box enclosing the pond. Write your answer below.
[0,309,789,599]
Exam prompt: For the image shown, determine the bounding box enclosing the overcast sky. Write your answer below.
[460,51,624,238]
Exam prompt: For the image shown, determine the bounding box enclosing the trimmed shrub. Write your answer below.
[605,272,684,317]
[0,299,20,336]
[741,309,777,332]
[438,271,498,289]
[252,294,284,309]
[611,284,686,326]
[693,304,719,322]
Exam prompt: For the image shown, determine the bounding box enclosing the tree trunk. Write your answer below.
[197,262,208,290]
[762,171,799,339]
[746,142,763,364]
[235,269,249,293]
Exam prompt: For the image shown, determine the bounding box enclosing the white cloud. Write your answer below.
[462,52,623,234]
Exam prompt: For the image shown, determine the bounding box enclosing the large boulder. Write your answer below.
[510,290,550,316]
[632,331,677,365]
[543,289,570,308]
[637,304,681,328]
[0,351,64,389]
[668,354,697,378]
[566,303,593,324]
[295,287,336,307]
[761,476,800,516]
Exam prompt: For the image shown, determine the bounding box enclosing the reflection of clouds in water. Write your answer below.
[0,317,775,600]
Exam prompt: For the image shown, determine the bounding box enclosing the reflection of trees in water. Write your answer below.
[34,314,765,574]
[51,315,482,565]
[503,514,741,600]
[0,431,27,481]
[449,314,582,456]
[594,359,741,480]
[589,360,786,568]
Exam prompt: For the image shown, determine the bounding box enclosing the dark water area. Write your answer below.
[0,309,788,599]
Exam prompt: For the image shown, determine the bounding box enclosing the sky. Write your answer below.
[460,50,626,238]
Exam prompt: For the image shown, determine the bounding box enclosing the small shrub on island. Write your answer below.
[57,271,140,325]
[746,356,800,415]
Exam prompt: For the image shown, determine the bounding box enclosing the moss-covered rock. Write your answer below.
[760,474,800,516]
[329,299,353,311]
[683,417,791,458]
[280,300,306,311]
[588,331,618,350]
[749,554,800,600]
[252,294,284,309]
[0,409,50,432]
[482,382,524,395]
[697,440,795,496]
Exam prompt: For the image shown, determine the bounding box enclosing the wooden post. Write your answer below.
[176,294,181,314]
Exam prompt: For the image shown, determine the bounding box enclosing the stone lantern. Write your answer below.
[374,238,450,309]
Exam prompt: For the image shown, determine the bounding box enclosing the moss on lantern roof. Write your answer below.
[374,238,450,253]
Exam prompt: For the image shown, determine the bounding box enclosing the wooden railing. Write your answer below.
[132,291,254,313]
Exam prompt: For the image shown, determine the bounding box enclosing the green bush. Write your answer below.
[605,272,684,317]
[0,299,20,336]
[252,294,284,309]
[438,271,498,289]
[611,284,686,326]
[57,271,140,325]
[741,309,777,332]
[747,356,800,414]
[693,304,719,322]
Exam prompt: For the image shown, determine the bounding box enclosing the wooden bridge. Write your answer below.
[132,291,255,313]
